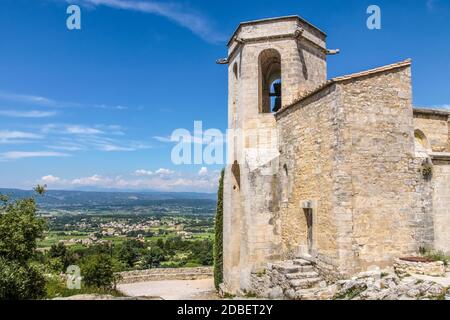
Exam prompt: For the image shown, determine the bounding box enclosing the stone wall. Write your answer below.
[414,111,449,152]
[275,63,428,278]
[276,85,341,273]
[116,267,213,284]
[432,160,450,253]
[339,66,420,273]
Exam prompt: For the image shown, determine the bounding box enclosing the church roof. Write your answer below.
[227,15,327,47]
[278,59,413,115]
[413,107,450,116]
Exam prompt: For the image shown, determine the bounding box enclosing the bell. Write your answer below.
[272,82,281,96]
[272,97,281,113]
[270,82,282,112]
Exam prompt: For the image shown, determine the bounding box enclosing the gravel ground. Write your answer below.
[117,278,219,300]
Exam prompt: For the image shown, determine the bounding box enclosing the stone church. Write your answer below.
[221,16,450,295]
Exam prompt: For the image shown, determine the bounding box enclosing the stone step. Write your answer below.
[273,264,300,274]
[286,271,319,280]
[294,288,320,300]
[297,265,314,272]
[289,277,322,289]
[293,259,312,266]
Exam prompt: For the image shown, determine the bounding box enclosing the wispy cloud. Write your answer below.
[0,110,57,118]
[0,90,129,110]
[0,151,70,160]
[68,0,226,43]
[38,123,151,152]
[38,167,220,192]
[0,130,43,144]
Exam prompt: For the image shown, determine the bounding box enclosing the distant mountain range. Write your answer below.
[0,188,217,208]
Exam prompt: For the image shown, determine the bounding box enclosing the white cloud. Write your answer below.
[153,135,173,143]
[0,151,70,160]
[72,174,110,186]
[134,169,154,176]
[41,175,61,183]
[0,90,129,110]
[0,110,57,118]
[0,130,43,144]
[65,125,104,135]
[198,167,208,176]
[37,169,220,192]
[70,0,225,43]
[155,168,175,175]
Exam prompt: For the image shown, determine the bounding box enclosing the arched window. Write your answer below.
[414,129,431,151]
[259,49,281,113]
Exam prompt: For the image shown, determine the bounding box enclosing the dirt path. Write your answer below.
[117,278,219,300]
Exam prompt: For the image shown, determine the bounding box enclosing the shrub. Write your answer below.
[81,254,117,289]
[117,239,144,267]
[213,169,224,291]
[142,247,165,269]
[0,258,46,300]
[0,190,46,300]
[422,250,449,266]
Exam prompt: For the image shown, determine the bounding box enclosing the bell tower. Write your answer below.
[222,16,328,294]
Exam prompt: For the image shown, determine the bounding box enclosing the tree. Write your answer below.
[0,188,47,299]
[0,197,45,262]
[117,239,144,267]
[213,169,224,290]
[48,242,77,271]
[81,254,117,289]
[142,247,165,269]
[0,258,46,300]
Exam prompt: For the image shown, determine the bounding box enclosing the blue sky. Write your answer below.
[0,0,449,192]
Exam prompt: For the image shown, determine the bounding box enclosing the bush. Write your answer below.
[0,197,45,262]
[47,243,78,272]
[142,247,165,269]
[117,239,144,268]
[0,190,47,299]
[0,258,46,300]
[213,169,224,290]
[81,254,117,289]
[422,249,449,266]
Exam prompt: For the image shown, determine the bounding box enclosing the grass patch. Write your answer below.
[420,248,449,266]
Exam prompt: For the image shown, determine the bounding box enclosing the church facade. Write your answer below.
[222,16,450,294]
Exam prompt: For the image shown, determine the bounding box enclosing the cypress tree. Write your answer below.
[213,169,224,290]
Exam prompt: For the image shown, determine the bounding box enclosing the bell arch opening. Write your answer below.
[258,49,282,113]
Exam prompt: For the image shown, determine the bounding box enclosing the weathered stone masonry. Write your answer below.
[222,16,450,296]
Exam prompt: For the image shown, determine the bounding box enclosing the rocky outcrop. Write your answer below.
[249,259,450,300]
[334,270,449,300]
[394,258,446,277]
